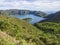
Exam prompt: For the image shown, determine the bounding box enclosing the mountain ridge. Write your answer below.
[0,9,47,17]
[40,11,60,22]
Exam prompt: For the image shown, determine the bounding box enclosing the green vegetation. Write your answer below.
[0,31,17,45]
[43,11,60,22]
[35,22,60,45]
[0,38,15,45]
[0,11,60,45]
[0,15,45,45]
[23,18,32,22]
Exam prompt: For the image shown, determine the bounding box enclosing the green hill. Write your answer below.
[34,11,60,45]
[0,14,60,45]
[34,22,60,45]
[42,11,60,22]
[0,15,45,45]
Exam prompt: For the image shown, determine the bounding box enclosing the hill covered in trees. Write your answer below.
[0,9,47,17]
[34,22,60,45]
[42,11,60,22]
[0,15,45,45]
[0,11,60,45]
[0,15,60,45]
[34,11,60,45]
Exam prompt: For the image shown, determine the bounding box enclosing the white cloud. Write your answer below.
[0,0,60,11]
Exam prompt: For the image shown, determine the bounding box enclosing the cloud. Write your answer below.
[0,0,60,11]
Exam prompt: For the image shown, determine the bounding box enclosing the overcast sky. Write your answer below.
[0,0,60,11]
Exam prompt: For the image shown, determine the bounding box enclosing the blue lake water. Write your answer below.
[11,14,45,24]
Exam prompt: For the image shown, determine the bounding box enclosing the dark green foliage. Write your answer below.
[43,11,60,22]
[35,22,60,45]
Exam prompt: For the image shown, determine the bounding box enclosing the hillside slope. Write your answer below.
[34,11,60,45]
[0,31,19,45]
[34,22,60,45]
[0,15,45,45]
[43,11,60,22]
[0,14,60,45]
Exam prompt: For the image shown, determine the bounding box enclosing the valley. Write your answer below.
[0,9,60,45]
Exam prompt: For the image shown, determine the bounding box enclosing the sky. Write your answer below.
[0,0,60,12]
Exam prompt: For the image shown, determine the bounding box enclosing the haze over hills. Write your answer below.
[0,9,47,17]
[41,11,60,22]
